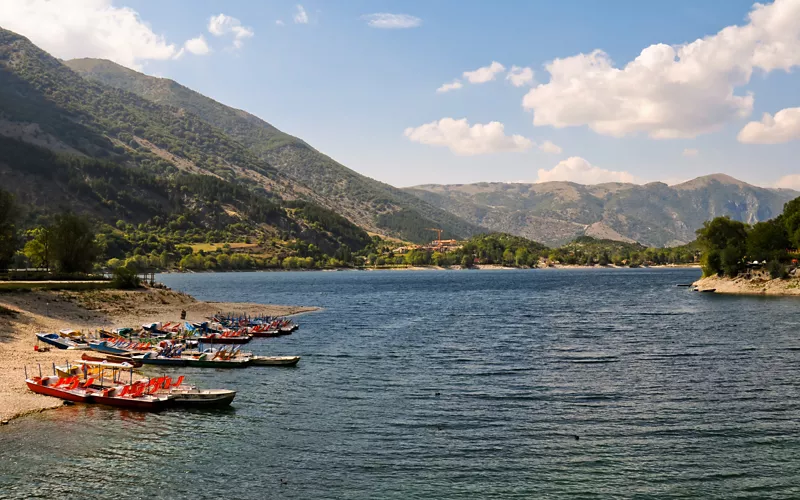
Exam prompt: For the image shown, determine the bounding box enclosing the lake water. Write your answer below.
[2,268,800,499]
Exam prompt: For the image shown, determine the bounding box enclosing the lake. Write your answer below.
[2,268,800,499]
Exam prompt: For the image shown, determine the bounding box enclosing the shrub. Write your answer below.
[111,267,141,289]
[768,260,788,280]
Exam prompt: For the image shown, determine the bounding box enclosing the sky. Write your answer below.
[1,0,799,190]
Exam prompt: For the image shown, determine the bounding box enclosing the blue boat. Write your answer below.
[88,340,133,355]
[36,333,89,350]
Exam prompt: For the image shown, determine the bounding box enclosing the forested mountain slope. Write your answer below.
[65,57,484,242]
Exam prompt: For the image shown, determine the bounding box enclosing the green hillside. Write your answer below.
[0,28,372,266]
[64,57,484,242]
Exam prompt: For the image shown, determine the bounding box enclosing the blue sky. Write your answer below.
[2,0,799,189]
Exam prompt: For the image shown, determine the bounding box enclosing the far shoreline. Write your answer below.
[156,263,702,275]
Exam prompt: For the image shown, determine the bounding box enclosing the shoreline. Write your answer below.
[159,263,702,274]
[0,287,317,423]
[692,275,800,296]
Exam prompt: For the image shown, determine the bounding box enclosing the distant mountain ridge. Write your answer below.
[64,58,483,243]
[405,175,799,247]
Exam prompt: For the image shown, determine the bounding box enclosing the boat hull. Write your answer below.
[26,379,92,403]
[198,336,252,344]
[92,395,170,411]
[185,358,251,369]
[139,356,189,367]
[89,341,133,355]
[82,353,143,368]
[250,356,300,367]
[166,390,236,407]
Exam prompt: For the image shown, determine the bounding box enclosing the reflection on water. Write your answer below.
[2,268,800,499]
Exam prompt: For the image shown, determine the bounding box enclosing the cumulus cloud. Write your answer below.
[523,0,800,139]
[184,36,210,55]
[538,140,562,154]
[436,80,463,93]
[276,20,285,26]
[738,107,800,144]
[776,174,800,190]
[404,118,532,156]
[506,66,534,87]
[463,61,506,84]
[536,157,637,184]
[294,5,309,24]
[0,0,185,70]
[682,148,699,156]
[362,13,422,29]
[208,14,254,49]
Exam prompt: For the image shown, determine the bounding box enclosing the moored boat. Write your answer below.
[82,352,143,368]
[197,334,252,344]
[25,376,94,403]
[250,355,300,367]
[185,353,251,368]
[37,333,89,350]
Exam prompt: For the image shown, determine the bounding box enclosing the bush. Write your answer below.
[768,260,788,280]
[111,267,141,289]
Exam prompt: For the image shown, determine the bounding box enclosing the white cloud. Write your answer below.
[362,13,422,29]
[436,80,463,93]
[184,35,210,56]
[208,13,254,49]
[463,61,506,84]
[523,0,800,139]
[276,20,285,26]
[538,140,562,154]
[682,148,699,156]
[738,107,800,144]
[536,157,637,184]
[0,0,183,70]
[506,66,534,87]
[404,118,533,156]
[294,5,309,24]
[776,174,800,190]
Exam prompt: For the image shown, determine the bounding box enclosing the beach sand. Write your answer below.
[0,288,317,422]
[692,274,800,296]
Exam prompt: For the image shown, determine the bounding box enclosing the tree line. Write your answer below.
[697,196,800,278]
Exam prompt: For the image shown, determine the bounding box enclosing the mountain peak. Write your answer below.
[672,173,751,190]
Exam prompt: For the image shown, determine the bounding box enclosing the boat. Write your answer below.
[25,375,94,403]
[82,352,143,368]
[197,334,252,344]
[185,353,251,368]
[91,383,173,411]
[250,355,300,367]
[36,333,89,350]
[89,340,153,355]
[158,382,236,407]
[135,352,188,367]
[699,288,716,293]
[676,284,693,287]
[249,329,282,338]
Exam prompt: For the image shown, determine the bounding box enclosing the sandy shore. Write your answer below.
[692,275,800,296]
[0,287,317,423]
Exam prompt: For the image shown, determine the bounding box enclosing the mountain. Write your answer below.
[405,176,799,247]
[64,57,483,243]
[0,27,372,257]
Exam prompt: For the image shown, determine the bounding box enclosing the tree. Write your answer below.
[0,190,17,270]
[782,196,800,248]
[696,217,748,277]
[49,213,100,273]
[746,221,789,262]
[24,227,50,269]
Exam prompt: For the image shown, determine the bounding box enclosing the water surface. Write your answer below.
[2,268,800,499]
